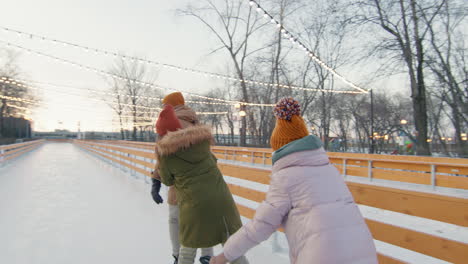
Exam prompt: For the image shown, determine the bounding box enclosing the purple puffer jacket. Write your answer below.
[223,148,378,264]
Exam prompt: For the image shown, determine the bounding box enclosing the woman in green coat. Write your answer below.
[155,104,249,264]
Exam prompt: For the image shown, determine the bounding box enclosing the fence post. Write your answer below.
[0,147,4,166]
[129,153,135,177]
[262,152,266,165]
[431,164,436,189]
[144,157,149,184]
[368,160,373,181]
[112,147,119,168]
[224,149,228,160]
[120,150,125,172]
[251,151,255,164]
[342,159,347,177]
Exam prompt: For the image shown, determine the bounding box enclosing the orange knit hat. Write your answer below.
[270,98,309,151]
[156,105,182,136]
[162,92,185,107]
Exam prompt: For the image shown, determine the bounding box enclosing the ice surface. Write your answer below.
[0,143,288,264]
[2,143,466,264]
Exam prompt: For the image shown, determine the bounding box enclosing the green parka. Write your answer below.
[156,125,242,248]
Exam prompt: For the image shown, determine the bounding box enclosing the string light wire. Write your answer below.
[1,26,363,94]
[0,40,281,107]
[246,0,369,93]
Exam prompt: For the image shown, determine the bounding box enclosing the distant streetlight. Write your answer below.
[234,103,241,109]
[400,119,408,125]
[448,138,453,141]
[461,133,467,137]
[237,109,247,147]
[427,139,432,143]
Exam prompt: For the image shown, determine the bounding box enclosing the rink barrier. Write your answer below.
[0,140,44,163]
[210,146,468,190]
[79,141,468,190]
[74,140,468,263]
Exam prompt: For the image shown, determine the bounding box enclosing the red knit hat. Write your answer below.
[156,105,182,136]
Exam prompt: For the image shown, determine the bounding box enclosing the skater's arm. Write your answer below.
[211,153,218,163]
[222,174,291,262]
[159,157,175,186]
[151,163,161,180]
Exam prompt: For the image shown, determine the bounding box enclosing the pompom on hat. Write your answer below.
[156,104,183,137]
[270,97,309,150]
[162,92,185,107]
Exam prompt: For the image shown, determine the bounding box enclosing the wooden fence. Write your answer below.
[210,146,468,190]
[0,139,44,163]
[84,141,468,190]
[74,140,468,264]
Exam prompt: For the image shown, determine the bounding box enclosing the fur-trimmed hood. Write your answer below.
[156,125,214,157]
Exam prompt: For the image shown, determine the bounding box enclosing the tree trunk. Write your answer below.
[410,0,430,156]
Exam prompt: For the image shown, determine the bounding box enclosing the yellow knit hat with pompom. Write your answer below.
[270,98,309,151]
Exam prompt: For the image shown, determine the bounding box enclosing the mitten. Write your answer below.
[151,177,163,204]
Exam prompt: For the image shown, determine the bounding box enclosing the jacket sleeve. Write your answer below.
[159,156,175,186]
[151,162,161,179]
[223,174,291,261]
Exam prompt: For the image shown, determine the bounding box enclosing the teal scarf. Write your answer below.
[272,135,323,165]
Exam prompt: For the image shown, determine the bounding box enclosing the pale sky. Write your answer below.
[0,0,229,132]
[0,0,407,132]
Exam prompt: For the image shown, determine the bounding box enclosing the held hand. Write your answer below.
[209,254,228,264]
[152,170,161,180]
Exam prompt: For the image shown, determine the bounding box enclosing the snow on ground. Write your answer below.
[0,143,288,264]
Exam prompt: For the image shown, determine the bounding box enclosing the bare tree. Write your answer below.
[0,49,36,137]
[180,0,270,146]
[422,0,467,157]
[108,57,159,141]
[352,0,454,155]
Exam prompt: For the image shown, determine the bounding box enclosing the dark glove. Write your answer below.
[151,177,163,204]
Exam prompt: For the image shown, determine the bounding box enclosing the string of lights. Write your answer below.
[6,77,234,106]
[1,26,363,94]
[0,40,281,107]
[5,103,30,112]
[0,79,162,111]
[246,0,369,94]
[0,85,229,117]
[0,94,38,104]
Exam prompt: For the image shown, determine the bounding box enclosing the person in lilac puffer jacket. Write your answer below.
[210,98,377,264]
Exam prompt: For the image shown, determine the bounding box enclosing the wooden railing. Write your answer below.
[74,140,468,264]
[0,139,44,163]
[210,146,468,190]
[87,141,468,190]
